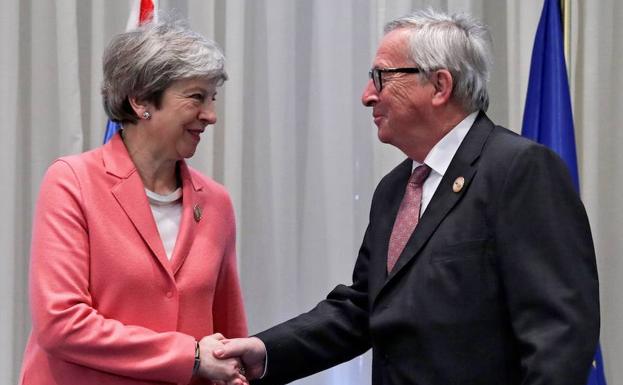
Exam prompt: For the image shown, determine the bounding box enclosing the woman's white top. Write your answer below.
[145,187,182,260]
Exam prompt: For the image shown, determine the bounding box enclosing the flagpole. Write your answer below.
[560,0,571,74]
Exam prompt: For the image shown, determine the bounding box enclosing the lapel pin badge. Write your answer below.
[193,204,202,223]
[452,176,465,193]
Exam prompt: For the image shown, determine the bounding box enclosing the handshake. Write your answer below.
[197,334,266,385]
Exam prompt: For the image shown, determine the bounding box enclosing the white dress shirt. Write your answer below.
[414,111,479,215]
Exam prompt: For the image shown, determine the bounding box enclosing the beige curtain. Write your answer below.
[1,1,620,384]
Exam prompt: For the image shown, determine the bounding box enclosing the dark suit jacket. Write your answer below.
[255,113,600,385]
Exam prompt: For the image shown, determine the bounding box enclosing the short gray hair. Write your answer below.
[385,9,493,112]
[102,18,227,123]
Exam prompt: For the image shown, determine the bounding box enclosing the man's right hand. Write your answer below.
[213,337,267,380]
[197,334,248,385]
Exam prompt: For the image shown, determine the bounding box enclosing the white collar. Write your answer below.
[145,187,183,206]
[413,111,479,174]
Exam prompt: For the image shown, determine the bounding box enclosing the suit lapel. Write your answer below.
[169,162,203,275]
[372,113,495,305]
[386,164,476,278]
[104,133,172,273]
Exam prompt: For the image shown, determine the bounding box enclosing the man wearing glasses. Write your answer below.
[216,8,599,385]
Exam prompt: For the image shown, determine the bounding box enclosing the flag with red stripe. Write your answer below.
[103,0,158,143]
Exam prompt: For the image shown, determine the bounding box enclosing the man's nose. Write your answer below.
[361,79,379,107]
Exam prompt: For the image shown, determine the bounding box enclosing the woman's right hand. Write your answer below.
[197,334,248,385]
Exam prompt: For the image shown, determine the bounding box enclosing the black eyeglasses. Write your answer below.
[368,67,421,92]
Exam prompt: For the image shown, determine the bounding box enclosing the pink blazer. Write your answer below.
[20,134,247,385]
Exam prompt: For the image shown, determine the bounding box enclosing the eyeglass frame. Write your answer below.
[368,67,422,92]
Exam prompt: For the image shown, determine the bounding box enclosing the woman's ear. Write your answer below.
[128,97,150,119]
[430,69,454,107]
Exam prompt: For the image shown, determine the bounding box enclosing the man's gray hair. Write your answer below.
[102,17,227,123]
[385,8,493,112]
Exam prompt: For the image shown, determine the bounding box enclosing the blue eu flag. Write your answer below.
[521,0,578,189]
[521,1,606,384]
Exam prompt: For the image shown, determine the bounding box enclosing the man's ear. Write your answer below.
[430,69,453,107]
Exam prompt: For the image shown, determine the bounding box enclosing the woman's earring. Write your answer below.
[142,111,152,120]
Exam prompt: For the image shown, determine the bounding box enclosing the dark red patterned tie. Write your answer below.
[387,165,431,272]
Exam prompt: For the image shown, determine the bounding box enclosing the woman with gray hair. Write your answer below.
[20,19,248,385]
